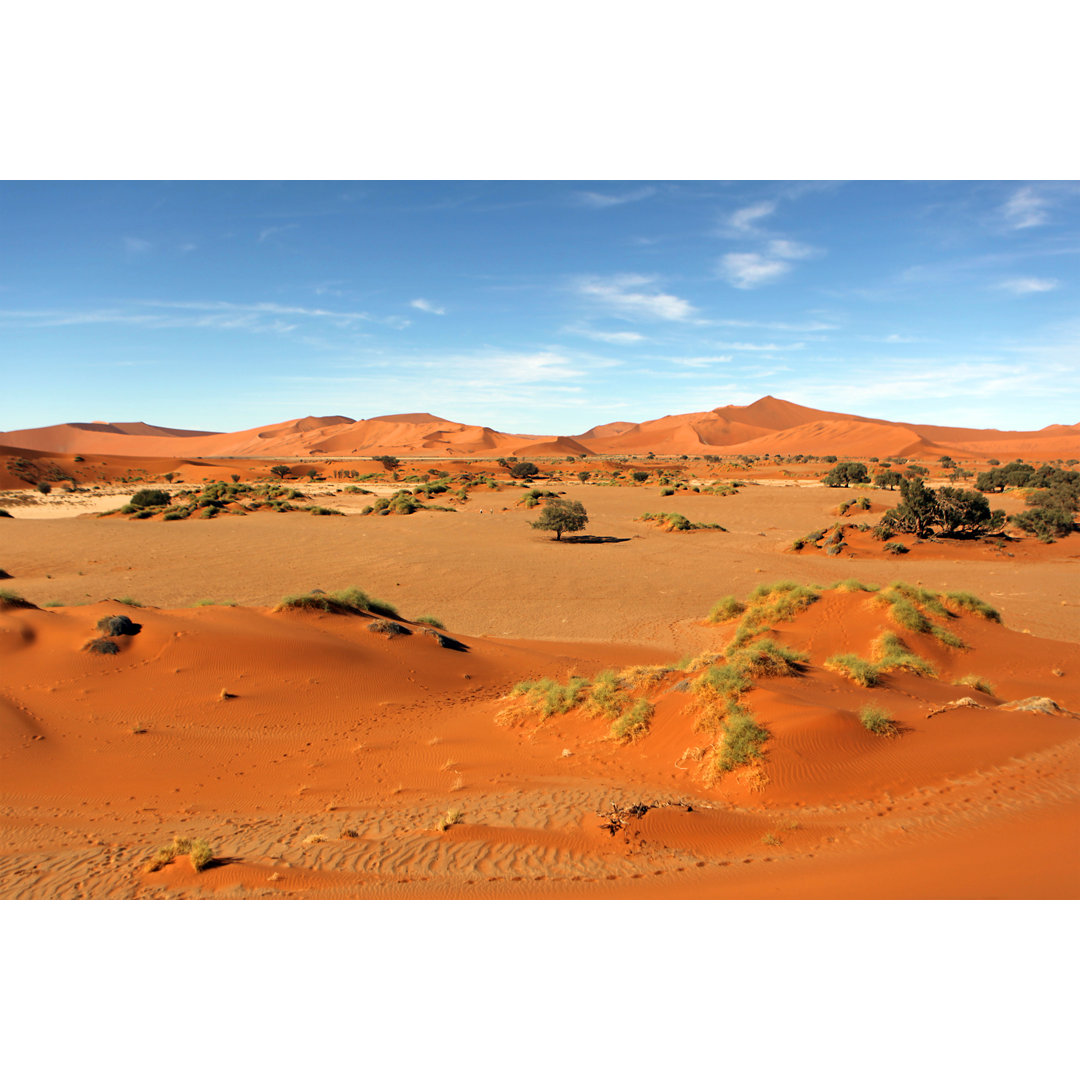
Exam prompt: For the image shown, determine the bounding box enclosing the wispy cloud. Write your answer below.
[717,236,822,289]
[667,355,733,368]
[258,223,299,243]
[713,340,805,352]
[727,201,775,232]
[565,326,646,344]
[123,237,153,255]
[1002,186,1049,229]
[410,298,446,315]
[715,318,837,332]
[716,252,791,289]
[996,277,1059,295]
[576,274,696,321]
[575,186,656,209]
[0,299,390,336]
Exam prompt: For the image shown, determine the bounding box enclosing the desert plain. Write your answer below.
[1,397,1078,899]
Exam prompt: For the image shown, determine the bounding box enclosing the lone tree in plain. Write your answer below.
[531,498,588,541]
[270,464,292,479]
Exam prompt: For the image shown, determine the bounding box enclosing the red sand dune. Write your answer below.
[4,395,1078,461]
[2,582,1076,899]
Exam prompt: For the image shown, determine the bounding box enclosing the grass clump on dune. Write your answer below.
[824,653,880,687]
[727,581,821,648]
[274,586,398,618]
[707,595,745,624]
[727,639,808,677]
[414,615,445,629]
[953,674,996,695]
[858,705,897,737]
[707,705,770,778]
[609,699,654,743]
[944,591,1001,622]
[639,512,726,532]
[831,578,879,594]
[508,676,590,719]
[146,835,214,873]
[870,632,937,677]
[931,625,967,649]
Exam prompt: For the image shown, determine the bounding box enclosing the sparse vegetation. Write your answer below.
[858,705,897,736]
[639,512,725,532]
[953,674,995,695]
[825,654,880,686]
[146,835,214,873]
[531,499,588,541]
[707,595,746,623]
[274,587,398,618]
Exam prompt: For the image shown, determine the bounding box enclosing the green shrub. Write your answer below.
[953,674,995,695]
[414,615,445,629]
[931,625,966,649]
[858,706,897,736]
[130,488,171,508]
[870,632,936,677]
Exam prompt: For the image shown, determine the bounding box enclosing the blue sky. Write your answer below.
[2,180,1077,436]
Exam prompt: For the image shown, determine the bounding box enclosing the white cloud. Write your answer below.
[410,298,446,315]
[567,327,646,344]
[717,252,791,289]
[715,318,837,332]
[767,238,818,259]
[668,355,733,368]
[713,341,805,352]
[123,237,152,254]
[728,201,775,232]
[577,274,696,321]
[575,186,656,209]
[1002,186,1049,229]
[996,277,1059,295]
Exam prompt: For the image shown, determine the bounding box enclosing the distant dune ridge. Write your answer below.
[3,396,1078,460]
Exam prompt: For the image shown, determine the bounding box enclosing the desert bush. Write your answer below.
[883,541,908,554]
[130,488,171,508]
[414,615,445,629]
[36,481,52,495]
[96,614,140,636]
[85,638,120,655]
[368,619,411,637]
[509,461,540,479]
[858,706,897,736]
[824,461,870,487]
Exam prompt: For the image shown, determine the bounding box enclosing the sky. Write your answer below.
[2,180,1078,436]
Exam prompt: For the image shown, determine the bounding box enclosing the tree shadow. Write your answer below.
[559,535,632,545]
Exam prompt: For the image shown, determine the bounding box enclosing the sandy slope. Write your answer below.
[1,586,1075,900]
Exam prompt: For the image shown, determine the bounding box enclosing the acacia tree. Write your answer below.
[531,499,588,541]
[269,465,292,479]
[824,461,870,487]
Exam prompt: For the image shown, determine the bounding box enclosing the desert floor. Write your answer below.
[1,480,1077,898]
